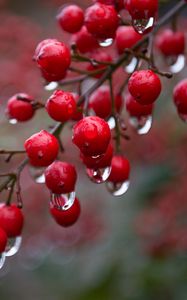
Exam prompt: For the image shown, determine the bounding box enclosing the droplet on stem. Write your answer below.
[125,57,138,74]
[29,166,45,184]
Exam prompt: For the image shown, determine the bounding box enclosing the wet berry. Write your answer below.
[125,93,154,117]
[108,155,130,183]
[57,5,84,34]
[173,79,187,115]
[0,204,24,238]
[115,26,142,54]
[156,29,185,57]
[71,26,99,54]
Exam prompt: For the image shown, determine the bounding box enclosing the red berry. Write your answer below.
[85,3,119,40]
[71,93,83,121]
[50,197,81,227]
[33,39,58,61]
[46,90,76,122]
[41,68,67,83]
[125,93,154,117]
[72,116,111,156]
[87,51,112,78]
[24,130,59,167]
[108,155,130,183]
[95,0,124,11]
[0,227,7,253]
[89,85,123,118]
[57,5,84,34]
[80,143,113,169]
[45,161,77,194]
[128,70,161,105]
[71,26,99,54]
[125,0,158,19]
[173,79,187,114]
[115,26,142,55]
[35,39,71,81]
[156,29,185,57]
[0,204,24,238]
[6,93,35,122]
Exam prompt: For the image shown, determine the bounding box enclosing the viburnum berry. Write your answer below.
[57,4,84,34]
[71,26,99,54]
[6,93,35,122]
[128,70,162,105]
[115,26,142,55]
[156,29,185,57]
[93,0,124,11]
[45,161,77,194]
[24,130,59,167]
[0,227,7,253]
[89,85,123,119]
[173,79,187,115]
[33,39,58,60]
[50,197,81,227]
[87,51,112,78]
[0,204,24,238]
[72,116,111,156]
[108,155,130,183]
[71,93,83,121]
[85,3,119,41]
[46,90,76,122]
[34,39,71,82]
[125,93,154,117]
[125,0,158,19]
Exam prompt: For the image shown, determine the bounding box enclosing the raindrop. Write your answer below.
[168,55,185,74]
[106,180,130,196]
[86,166,111,184]
[29,166,45,184]
[9,118,18,125]
[5,236,22,257]
[44,81,58,91]
[132,17,155,35]
[0,253,6,269]
[125,57,138,74]
[99,38,113,47]
[107,116,116,129]
[129,115,152,135]
[51,192,76,211]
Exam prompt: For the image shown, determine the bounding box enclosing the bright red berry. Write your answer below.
[6,93,35,122]
[24,130,59,167]
[57,5,84,34]
[96,0,124,11]
[89,85,123,119]
[71,26,99,54]
[35,39,71,82]
[87,51,112,78]
[108,155,130,183]
[71,93,83,121]
[41,68,67,83]
[85,3,119,40]
[125,0,158,19]
[173,79,187,115]
[0,204,24,238]
[125,93,154,117]
[72,116,111,156]
[45,161,77,194]
[115,26,142,54]
[46,90,76,122]
[33,39,58,61]
[0,228,7,253]
[156,29,185,57]
[128,70,161,105]
[50,197,81,227]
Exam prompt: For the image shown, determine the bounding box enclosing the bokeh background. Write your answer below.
[0,1,187,299]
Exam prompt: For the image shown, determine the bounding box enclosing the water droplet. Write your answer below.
[9,118,18,125]
[107,116,116,129]
[125,57,138,74]
[106,180,130,196]
[168,55,185,74]
[29,166,45,184]
[129,115,152,135]
[99,38,113,47]
[5,236,22,257]
[0,253,6,269]
[44,81,58,91]
[133,17,155,34]
[86,167,111,184]
[50,192,76,211]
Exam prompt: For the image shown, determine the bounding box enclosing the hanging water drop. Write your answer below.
[168,55,185,74]
[86,166,111,184]
[44,81,58,91]
[125,57,138,74]
[0,253,6,269]
[129,115,152,135]
[106,180,130,196]
[132,17,155,35]
[107,116,116,130]
[9,118,18,125]
[5,236,22,257]
[99,38,113,47]
[29,166,45,184]
[51,192,76,211]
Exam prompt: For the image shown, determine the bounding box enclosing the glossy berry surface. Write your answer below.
[128,70,162,105]
[89,85,123,119]
[156,29,185,57]
[45,161,77,194]
[0,204,24,238]
[85,3,119,40]
[87,51,112,78]
[108,155,130,183]
[125,0,158,19]
[115,26,142,54]
[50,197,81,227]
[173,79,187,114]
[35,39,71,82]
[0,227,7,253]
[72,116,111,156]
[71,26,99,54]
[46,90,76,122]
[24,130,59,167]
[6,93,35,122]
[57,5,84,34]
[94,0,124,11]
[125,93,154,117]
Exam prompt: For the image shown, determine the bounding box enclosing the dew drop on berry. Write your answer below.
[5,236,22,257]
[86,166,111,184]
[50,192,76,211]
[124,57,138,74]
[132,17,155,35]
[129,115,152,135]
[0,253,6,269]
[106,180,130,196]
[107,116,116,129]
[9,118,18,125]
[29,166,45,184]
[44,81,58,91]
[99,38,113,47]
[168,55,185,74]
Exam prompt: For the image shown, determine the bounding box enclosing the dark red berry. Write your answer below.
[33,39,58,61]
[125,93,154,117]
[24,130,59,167]
[57,5,84,34]
[115,26,142,54]
[156,29,185,57]
[72,116,111,156]
[94,0,124,11]
[0,227,7,253]
[45,161,77,194]
[0,204,24,238]
[108,155,130,183]
[87,51,112,78]
[125,0,158,19]
[41,68,67,83]
[71,26,99,54]
[173,79,187,114]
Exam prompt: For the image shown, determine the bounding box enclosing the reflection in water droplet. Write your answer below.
[0,253,6,269]
[108,116,116,129]
[51,192,76,211]
[129,115,152,135]
[168,55,185,74]
[125,57,138,74]
[86,167,111,184]
[133,17,155,34]
[5,236,22,257]
[99,38,113,47]
[106,180,130,196]
[9,118,18,125]
[29,166,45,184]
[44,81,58,91]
